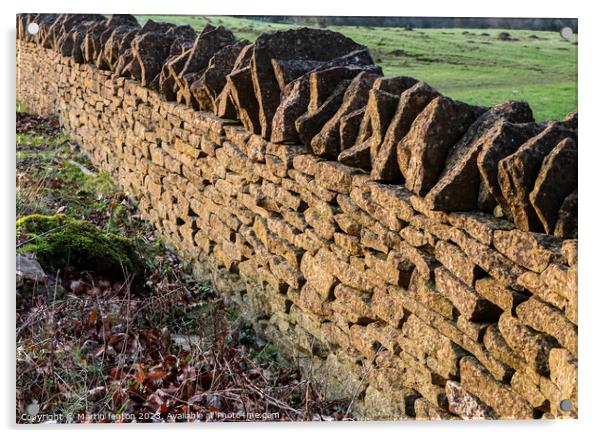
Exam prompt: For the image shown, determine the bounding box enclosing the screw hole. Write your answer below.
[559,399,573,412]
[560,27,574,40]
[27,22,39,35]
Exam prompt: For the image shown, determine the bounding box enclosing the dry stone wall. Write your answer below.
[17,14,578,420]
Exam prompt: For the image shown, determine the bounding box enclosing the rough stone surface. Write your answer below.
[130,31,175,87]
[460,357,535,419]
[425,101,534,211]
[191,40,250,113]
[434,267,502,322]
[402,96,485,196]
[176,25,237,96]
[338,141,372,171]
[554,190,578,239]
[310,72,381,159]
[492,229,564,273]
[497,122,577,232]
[251,28,365,139]
[445,381,496,419]
[296,79,352,147]
[529,138,578,235]
[371,81,440,182]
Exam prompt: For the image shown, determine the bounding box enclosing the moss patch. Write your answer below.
[17,213,74,237]
[18,215,143,282]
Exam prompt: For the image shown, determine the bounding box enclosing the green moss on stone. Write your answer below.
[16,213,74,237]
[17,215,143,281]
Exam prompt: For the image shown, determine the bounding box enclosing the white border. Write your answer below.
[2,1,599,437]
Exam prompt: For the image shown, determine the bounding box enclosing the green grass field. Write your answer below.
[137,15,577,122]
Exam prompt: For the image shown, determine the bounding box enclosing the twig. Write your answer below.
[16,223,68,248]
[344,329,396,418]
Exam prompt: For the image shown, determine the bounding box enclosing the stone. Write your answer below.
[310,72,381,159]
[130,32,175,87]
[367,82,441,183]
[361,77,419,152]
[296,79,352,147]
[445,381,496,419]
[270,75,310,144]
[425,101,534,211]
[270,59,324,91]
[497,312,555,375]
[106,14,139,27]
[529,137,577,235]
[290,283,332,317]
[447,211,515,246]
[516,298,577,355]
[474,277,528,312]
[371,287,405,327]
[452,230,526,289]
[53,19,86,58]
[308,64,378,112]
[434,267,502,322]
[17,28,582,420]
[16,253,48,286]
[292,154,323,176]
[561,240,578,266]
[459,356,535,419]
[315,161,362,194]
[268,254,304,289]
[176,25,237,96]
[113,45,135,76]
[394,242,438,279]
[80,20,108,64]
[434,240,482,287]
[190,40,250,112]
[414,398,457,420]
[361,88,402,161]
[402,96,485,196]
[548,348,578,415]
[214,81,239,119]
[492,229,564,273]
[338,141,372,170]
[407,272,455,319]
[476,121,544,214]
[511,370,549,411]
[339,108,366,150]
[250,28,365,138]
[333,232,362,256]
[177,72,203,108]
[365,250,413,287]
[159,47,193,99]
[368,182,414,221]
[331,283,375,324]
[228,65,261,134]
[37,14,62,46]
[101,24,140,70]
[517,272,568,311]
[482,325,525,371]
[315,248,373,292]
[400,314,465,379]
[554,190,578,239]
[497,122,576,232]
[139,18,175,34]
[562,110,578,131]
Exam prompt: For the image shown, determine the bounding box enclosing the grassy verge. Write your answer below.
[16,111,348,423]
[137,15,577,121]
